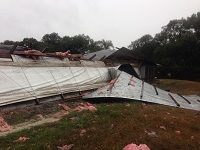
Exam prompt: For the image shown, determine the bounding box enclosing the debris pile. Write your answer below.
[0,117,12,132]
[14,137,29,142]
[123,143,150,150]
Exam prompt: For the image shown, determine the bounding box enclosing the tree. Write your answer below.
[128,12,200,80]
[128,34,157,60]
[42,33,62,52]
[20,37,40,49]
[2,40,16,45]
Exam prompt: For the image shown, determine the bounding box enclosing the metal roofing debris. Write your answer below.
[0,44,27,51]
[83,49,117,61]
[83,71,200,111]
[0,55,111,106]
[105,47,143,60]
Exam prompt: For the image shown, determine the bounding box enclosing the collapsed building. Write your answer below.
[84,47,157,81]
[0,44,199,111]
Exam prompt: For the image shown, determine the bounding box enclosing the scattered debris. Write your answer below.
[74,103,97,112]
[14,137,29,142]
[172,116,178,119]
[24,50,42,60]
[191,136,194,140]
[145,130,158,138]
[111,124,115,129]
[123,143,150,150]
[160,126,167,130]
[59,104,71,111]
[80,129,86,136]
[55,50,71,57]
[70,117,79,121]
[0,117,12,132]
[175,131,181,134]
[109,79,116,85]
[142,103,147,108]
[57,144,74,150]
[36,114,44,120]
[126,103,131,107]
[166,112,171,115]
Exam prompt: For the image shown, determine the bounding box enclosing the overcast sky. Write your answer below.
[0,0,200,48]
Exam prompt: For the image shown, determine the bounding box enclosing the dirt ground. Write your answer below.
[0,99,87,136]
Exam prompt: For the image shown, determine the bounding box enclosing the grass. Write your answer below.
[153,79,200,95]
[0,79,200,150]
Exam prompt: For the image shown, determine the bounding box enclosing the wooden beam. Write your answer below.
[10,43,18,54]
[99,55,106,61]
[41,47,48,53]
[88,54,96,60]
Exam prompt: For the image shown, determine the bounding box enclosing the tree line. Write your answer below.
[1,12,200,80]
[128,12,200,80]
[1,34,114,54]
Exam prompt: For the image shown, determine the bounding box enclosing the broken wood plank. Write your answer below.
[99,55,106,61]
[9,43,18,54]
[88,54,96,60]
[41,47,48,53]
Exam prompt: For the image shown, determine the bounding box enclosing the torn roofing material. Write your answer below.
[0,55,111,106]
[83,49,117,61]
[83,71,200,111]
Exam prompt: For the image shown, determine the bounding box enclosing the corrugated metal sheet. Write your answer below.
[106,47,143,61]
[84,71,200,111]
[83,49,117,61]
[0,55,111,106]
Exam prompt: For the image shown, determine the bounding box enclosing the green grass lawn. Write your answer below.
[0,79,200,150]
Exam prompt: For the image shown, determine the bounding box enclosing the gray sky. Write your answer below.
[0,0,200,48]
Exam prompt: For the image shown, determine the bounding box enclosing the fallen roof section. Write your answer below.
[83,71,200,111]
[83,49,117,61]
[0,55,111,106]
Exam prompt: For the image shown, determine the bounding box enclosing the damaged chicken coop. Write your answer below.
[0,44,200,111]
